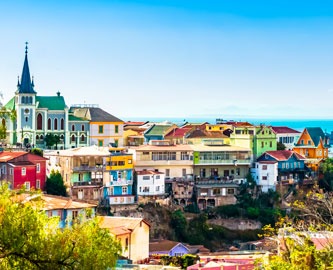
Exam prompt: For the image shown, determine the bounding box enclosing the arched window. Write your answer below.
[72,125,75,131]
[37,113,43,130]
[60,134,64,140]
[40,135,44,140]
[54,118,58,130]
[29,97,32,104]
[81,125,85,131]
[47,118,51,130]
[81,135,85,142]
[21,96,25,104]
[71,135,76,142]
[60,118,64,130]
[36,135,39,140]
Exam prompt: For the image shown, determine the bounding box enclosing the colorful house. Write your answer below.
[103,146,135,206]
[271,126,301,150]
[136,170,166,202]
[0,151,47,190]
[253,150,307,192]
[98,216,150,264]
[44,146,110,201]
[253,125,277,159]
[228,121,255,150]
[143,123,177,143]
[70,105,124,147]
[293,127,330,173]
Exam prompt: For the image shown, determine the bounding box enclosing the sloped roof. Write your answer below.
[0,151,27,162]
[98,216,150,236]
[36,96,67,110]
[165,127,192,138]
[4,97,15,110]
[145,124,174,136]
[226,121,254,127]
[68,114,89,122]
[306,127,327,147]
[263,150,305,161]
[149,240,188,252]
[272,126,301,134]
[186,129,227,139]
[72,107,123,122]
[136,170,164,175]
[18,48,36,94]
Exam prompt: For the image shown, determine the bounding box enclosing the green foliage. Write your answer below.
[319,158,333,191]
[159,254,199,268]
[213,204,240,218]
[46,170,67,196]
[0,185,121,269]
[44,133,61,149]
[30,148,43,156]
[170,209,188,242]
[277,142,286,150]
[184,203,200,213]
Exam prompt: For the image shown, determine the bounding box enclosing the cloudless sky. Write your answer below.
[1,0,333,120]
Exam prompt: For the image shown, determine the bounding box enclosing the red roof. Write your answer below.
[136,170,164,175]
[165,127,192,138]
[265,150,305,161]
[272,126,301,134]
[226,121,254,127]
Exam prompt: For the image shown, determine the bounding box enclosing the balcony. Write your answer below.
[195,159,251,165]
[107,179,133,186]
[73,165,104,172]
[72,181,103,187]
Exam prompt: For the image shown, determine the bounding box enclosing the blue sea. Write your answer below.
[124,117,333,134]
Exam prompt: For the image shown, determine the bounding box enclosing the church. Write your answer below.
[3,44,124,149]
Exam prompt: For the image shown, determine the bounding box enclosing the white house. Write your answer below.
[136,170,166,197]
[272,126,301,150]
[252,161,278,192]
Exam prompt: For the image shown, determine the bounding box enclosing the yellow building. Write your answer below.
[98,216,150,263]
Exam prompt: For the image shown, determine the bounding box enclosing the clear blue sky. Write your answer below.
[0,0,333,120]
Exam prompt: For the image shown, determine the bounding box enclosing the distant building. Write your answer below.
[149,240,190,256]
[271,126,301,150]
[136,170,166,202]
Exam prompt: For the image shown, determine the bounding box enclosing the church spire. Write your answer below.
[18,42,36,94]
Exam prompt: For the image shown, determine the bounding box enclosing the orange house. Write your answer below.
[293,127,329,172]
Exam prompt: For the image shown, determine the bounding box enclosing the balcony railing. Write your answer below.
[72,181,103,187]
[73,165,104,172]
[107,180,133,186]
[195,159,251,165]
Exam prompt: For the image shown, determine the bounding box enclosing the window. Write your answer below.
[57,210,63,220]
[48,211,53,218]
[128,159,132,164]
[269,141,272,147]
[78,189,84,200]
[36,163,40,173]
[122,186,128,194]
[125,238,129,250]
[93,189,99,200]
[54,118,58,130]
[114,139,118,147]
[236,168,240,176]
[98,125,103,134]
[72,210,79,221]
[60,118,64,130]
[81,124,85,131]
[98,140,103,147]
[261,142,264,148]
[72,124,75,131]
[181,152,190,160]
[81,135,85,142]
[9,168,13,175]
[166,169,170,177]
[308,140,311,145]
[262,165,267,170]
[156,186,160,192]
[227,188,234,195]
[25,181,30,191]
[301,139,304,144]
[182,168,186,176]
[71,135,76,142]
[143,176,150,180]
[22,167,26,176]
[262,176,267,180]
[108,187,114,195]
[36,179,40,189]
[48,118,51,130]
[115,125,119,133]
[213,188,221,195]
[37,113,43,130]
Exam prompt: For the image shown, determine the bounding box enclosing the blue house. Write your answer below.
[256,150,309,185]
[149,240,190,256]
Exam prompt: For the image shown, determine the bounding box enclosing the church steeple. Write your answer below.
[18,42,36,94]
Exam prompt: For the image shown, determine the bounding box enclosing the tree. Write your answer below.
[44,133,60,149]
[259,188,333,269]
[277,142,286,150]
[319,158,333,191]
[170,209,188,242]
[46,170,67,196]
[0,185,121,269]
[30,148,43,157]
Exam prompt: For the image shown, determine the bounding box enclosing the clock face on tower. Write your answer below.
[24,108,29,114]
